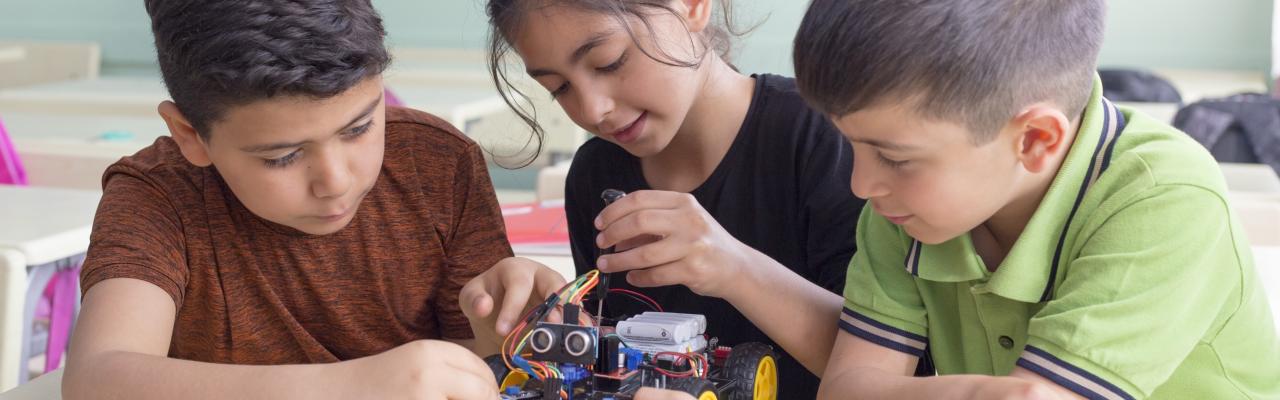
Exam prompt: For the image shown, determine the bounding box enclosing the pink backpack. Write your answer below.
[0,116,76,376]
[0,116,27,186]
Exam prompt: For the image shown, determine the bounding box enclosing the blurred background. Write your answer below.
[0,0,1277,397]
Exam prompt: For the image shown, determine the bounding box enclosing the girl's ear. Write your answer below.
[680,0,713,33]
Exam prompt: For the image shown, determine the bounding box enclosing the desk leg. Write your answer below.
[0,250,27,391]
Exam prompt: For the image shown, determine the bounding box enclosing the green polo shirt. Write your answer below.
[840,78,1279,399]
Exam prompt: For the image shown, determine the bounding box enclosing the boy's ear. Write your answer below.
[157,101,213,167]
[1010,103,1073,174]
[679,0,714,33]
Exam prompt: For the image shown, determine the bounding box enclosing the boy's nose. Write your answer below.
[850,165,889,199]
[310,151,352,200]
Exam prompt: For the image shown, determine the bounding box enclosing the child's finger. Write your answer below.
[633,387,697,400]
[598,236,688,273]
[625,263,686,289]
[594,190,682,230]
[495,271,535,335]
[534,267,569,299]
[458,282,494,319]
[596,208,680,249]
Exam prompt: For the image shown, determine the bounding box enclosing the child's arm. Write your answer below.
[819,333,1076,400]
[592,190,843,373]
[714,243,845,374]
[64,278,497,400]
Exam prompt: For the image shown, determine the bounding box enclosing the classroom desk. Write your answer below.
[2,111,167,189]
[0,77,167,117]
[0,186,100,391]
[0,244,1276,399]
[0,47,24,65]
[1221,163,1280,194]
[0,76,513,135]
[0,368,56,400]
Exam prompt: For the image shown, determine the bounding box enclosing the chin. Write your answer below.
[904,225,959,245]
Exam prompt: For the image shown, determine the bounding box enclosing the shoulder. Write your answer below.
[385,106,480,155]
[102,136,206,200]
[1093,107,1231,210]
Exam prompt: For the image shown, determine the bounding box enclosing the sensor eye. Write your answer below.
[530,328,556,353]
[564,330,594,357]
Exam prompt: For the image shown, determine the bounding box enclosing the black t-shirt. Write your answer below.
[565,74,864,398]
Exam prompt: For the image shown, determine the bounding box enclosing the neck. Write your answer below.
[980,119,1083,267]
[641,56,755,192]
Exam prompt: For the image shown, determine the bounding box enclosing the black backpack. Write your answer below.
[1173,93,1280,176]
[1099,69,1183,104]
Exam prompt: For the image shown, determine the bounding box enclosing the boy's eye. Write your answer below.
[344,120,374,138]
[264,150,302,168]
[876,152,909,169]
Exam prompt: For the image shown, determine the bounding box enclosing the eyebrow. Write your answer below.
[240,94,383,153]
[850,138,920,152]
[526,30,616,77]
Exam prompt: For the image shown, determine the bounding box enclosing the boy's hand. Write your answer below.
[967,376,1080,400]
[593,190,755,299]
[460,257,567,338]
[633,388,697,400]
[344,340,497,399]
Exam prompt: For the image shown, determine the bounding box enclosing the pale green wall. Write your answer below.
[0,0,1270,74]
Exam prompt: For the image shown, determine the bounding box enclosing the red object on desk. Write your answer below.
[501,200,571,256]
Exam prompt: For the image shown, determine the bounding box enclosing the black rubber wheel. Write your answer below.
[722,342,777,400]
[669,378,719,399]
[483,354,510,386]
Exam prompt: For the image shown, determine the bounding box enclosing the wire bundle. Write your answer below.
[500,270,602,398]
[653,351,710,379]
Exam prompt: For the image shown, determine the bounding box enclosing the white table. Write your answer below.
[2,111,168,190]
[0,368,57,400]
[0,186,100,391]
[1254,246,1280,333]
[0,47,24,65]
[0,77,168,117]
[1221,163,1280,194]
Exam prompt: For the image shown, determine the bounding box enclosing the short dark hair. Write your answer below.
[793,0,1105,141]
[485,0,748,166]
[144,0,391,137]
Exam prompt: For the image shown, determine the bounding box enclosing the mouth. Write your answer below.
[607,112,647,144]
[873,204,912,225]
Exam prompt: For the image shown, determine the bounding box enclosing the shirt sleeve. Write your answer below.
[840,206,929,358]
[80,168,190,308]
[435,143,514,339]
[564,156,598,277]
[798,118,862,294]
[1019,184,1246,400]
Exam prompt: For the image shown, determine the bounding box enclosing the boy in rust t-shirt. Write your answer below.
[62,1,536,398]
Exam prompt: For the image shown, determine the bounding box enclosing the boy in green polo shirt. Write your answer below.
[784,0,1280,399]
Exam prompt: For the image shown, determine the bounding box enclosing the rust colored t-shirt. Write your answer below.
[80,107,512,364]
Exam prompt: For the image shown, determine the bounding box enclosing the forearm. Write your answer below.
[721,247,844,375]
[63,350,348,400]
[819,366,1018,400]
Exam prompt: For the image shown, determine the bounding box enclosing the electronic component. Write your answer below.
[527,322,599,365]
[616,312,706,345]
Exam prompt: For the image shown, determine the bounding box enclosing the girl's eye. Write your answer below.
[264,150,301,168]
[597,51,628,73]
[550,82,570,99]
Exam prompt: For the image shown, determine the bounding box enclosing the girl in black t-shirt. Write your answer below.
[460,1,866,398]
